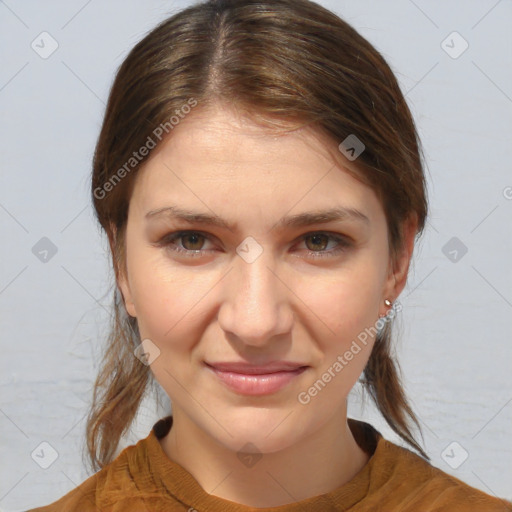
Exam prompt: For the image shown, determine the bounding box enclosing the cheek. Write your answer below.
[293,265,385,393]
[297,264,384,342]
[128,251,218,344]
[296,275,381,398]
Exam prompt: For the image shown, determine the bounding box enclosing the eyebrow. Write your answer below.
[145,206,370,232]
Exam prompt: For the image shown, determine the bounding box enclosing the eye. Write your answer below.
[155,230,216,258]
[297,232,352,259]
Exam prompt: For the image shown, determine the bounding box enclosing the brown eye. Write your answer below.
[180,232,206,251]
[297,232,352,259]
[155,230,216,259]
[304,233,330,252]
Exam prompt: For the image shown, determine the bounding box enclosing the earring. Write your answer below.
[379,299,393,319]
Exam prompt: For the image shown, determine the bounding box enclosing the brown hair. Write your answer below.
[86,0,429,472]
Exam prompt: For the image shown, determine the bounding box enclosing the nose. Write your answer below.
[217,250,294,347]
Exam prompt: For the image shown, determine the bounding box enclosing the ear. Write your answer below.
[108,222,137,318]
[380,215,418,316]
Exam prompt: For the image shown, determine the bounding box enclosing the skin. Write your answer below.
[117,102,416,507]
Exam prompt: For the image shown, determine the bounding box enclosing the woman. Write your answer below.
[29,0,511,510]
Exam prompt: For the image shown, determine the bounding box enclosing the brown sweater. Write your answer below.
[28,416,512,511]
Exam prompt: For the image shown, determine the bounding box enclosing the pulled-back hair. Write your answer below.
[87,0,429,471]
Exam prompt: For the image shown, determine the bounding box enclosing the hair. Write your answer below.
[86,0,429,472]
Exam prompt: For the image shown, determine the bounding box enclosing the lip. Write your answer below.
[205,361,309,396]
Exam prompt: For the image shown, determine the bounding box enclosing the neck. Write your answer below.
[159,408,370,508]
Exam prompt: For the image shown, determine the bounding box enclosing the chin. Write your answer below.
[208,406,308,454]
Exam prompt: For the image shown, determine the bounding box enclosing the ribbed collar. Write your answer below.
[137,415,387,511]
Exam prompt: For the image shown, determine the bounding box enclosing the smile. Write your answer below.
[204,363,309,396]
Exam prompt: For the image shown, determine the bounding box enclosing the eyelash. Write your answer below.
[155,230,352,259]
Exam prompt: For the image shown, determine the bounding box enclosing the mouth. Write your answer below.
[204,361,309,396]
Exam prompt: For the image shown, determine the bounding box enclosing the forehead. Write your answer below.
[128,104,384,229]
[154,104,338,171]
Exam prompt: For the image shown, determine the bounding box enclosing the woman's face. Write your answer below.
[118,104,410,454]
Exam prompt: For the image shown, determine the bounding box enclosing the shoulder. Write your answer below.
[25,437,150,512]
[370,435,512,511]
[347,419,511,511]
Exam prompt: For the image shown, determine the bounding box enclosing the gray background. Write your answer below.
[1,0,511,510]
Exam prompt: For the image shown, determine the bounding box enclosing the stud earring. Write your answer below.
[379,299,393,319]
